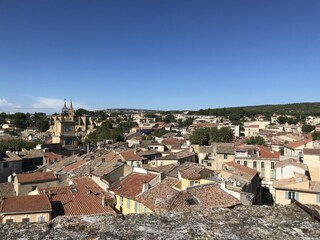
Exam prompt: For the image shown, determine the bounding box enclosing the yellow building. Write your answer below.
[303,148,320,181]
[274,173,320,205]
[109,171,160,215]
[0,195,52,223]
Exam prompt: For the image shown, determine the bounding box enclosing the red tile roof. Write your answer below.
[284,139,312,149]
[167,185,240,212]
[16,171,57,184]
[190,123,219,128]
[0,195,51,213]
[62,159,87,172]
[162,138,186,146]
[110,173,157,199]
[257,145,280,159]
[44,152,63,162]
[225,161,258,177]
[247,125,259,128]
[119,150,144,161]
[38,177,114,216]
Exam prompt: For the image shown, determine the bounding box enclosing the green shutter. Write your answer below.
[134,202,138,213]
[285,191,289,200]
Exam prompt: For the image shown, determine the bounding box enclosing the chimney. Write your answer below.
[102,193,107,207]
[142,181,149,193]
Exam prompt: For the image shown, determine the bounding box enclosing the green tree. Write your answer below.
[210,127,233,143]
[312,131,320,140]
[144,113,157,119]
[246,136,266,146]
[12,112,28,129]
[34,118,49,132]
[0,139,40,152]
[76,108,90,116]
[163,114,175,123]
[153,128,169,137]
[302,124,315,133]
[118,121,137,133]
[190,128,210,145]
[178,118,194,127]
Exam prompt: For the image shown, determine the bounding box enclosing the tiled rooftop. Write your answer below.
[16,171,57,184]
[38,177,114,216]
[110,172,158,199]
[0,182,15,199]
[284,139,312,149]
[275,158,308,170]
[0,195,51,213]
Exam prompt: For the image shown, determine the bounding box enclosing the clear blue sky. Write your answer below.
[1,0,320,113]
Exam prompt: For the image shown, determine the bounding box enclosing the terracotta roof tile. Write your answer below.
[275,158,308,170]
[0,182,15,199]
[167,185,240,212]
[304,148,320,155]
[284,139,312,149]
[0,195,51,213]
[62,159,87,172]
[257,145,280,159]
[16,171,57,184]
[110,173,157,199]
[119,150,144,161]
[224,162,258,177]
[136,178,179,211]
[0,152,22,162]
[38,177,114,216]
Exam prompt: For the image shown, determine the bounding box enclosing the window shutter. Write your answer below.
[317,194,320,203]
[285,191,289,200]
[295,192,299,201]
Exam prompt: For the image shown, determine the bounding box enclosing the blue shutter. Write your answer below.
[317,194,320,203]
[295,192,299,201]
[285,191,289,200]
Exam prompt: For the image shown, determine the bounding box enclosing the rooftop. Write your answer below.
[38,177,114,216]
[284,139,312,149]
[304,148,320,155]
[110,172,158,199]
[16,171,57,184]
[0,195,51,214]
[275,158,308,170]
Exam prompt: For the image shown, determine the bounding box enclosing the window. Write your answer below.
[120,196,123,206]
[317,194,320,203]
[134,202,140,213]
[65,139,73,145]
[271,162,275,169]
[253,161,257,169]
[244,161,247,166]
[224,154,228,159]
[6,219,13,224]
[186,198,198,205]
[207,162,212,167]
[237,160,240,164]
[286,191,299,200]
[22,218,30,224]
[261,162,265,169]
[127,199,131,209]
[37,216,45,223]
[32,186,37,191]
[65,126,72,132]
[190,180,196,187]
[3,162,9,168]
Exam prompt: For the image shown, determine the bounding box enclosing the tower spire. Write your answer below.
[69,99,73,110]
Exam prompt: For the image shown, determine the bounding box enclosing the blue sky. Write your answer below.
[0,0,320,113]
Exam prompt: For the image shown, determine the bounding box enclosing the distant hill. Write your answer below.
[188,102,320,117]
